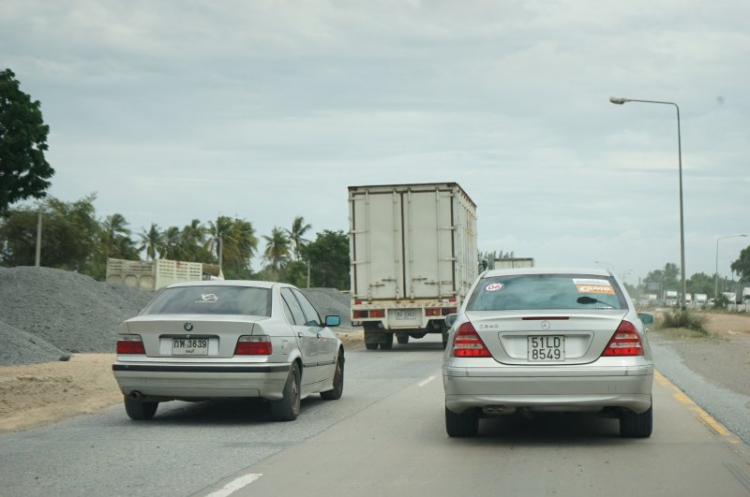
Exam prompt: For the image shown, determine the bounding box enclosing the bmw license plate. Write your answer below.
[527,336,565,362]
[172,338,208,356]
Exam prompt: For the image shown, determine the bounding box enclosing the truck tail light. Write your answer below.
[370,309,385,318]
[601,320,644,356]
[116,335,145,355]
[235,336,272,355]
[425,308,441,316]
[442,307,457,316]
[451,322,491,357]
[353,310,369,318]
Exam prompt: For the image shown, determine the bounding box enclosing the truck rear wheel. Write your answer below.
[380,332,394,350]
[364,323,381,350]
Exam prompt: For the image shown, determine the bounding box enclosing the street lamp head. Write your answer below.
[609,96,629,105]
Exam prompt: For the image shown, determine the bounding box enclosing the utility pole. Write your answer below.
[35,207,42,267]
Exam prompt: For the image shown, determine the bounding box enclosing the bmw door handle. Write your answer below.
[316,332,323,339]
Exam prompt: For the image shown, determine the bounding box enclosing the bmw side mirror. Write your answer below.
[325,315,341,327]
[445,314,457,328]
[638,313,654,326]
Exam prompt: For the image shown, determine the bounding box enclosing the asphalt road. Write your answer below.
[2,336,750,497]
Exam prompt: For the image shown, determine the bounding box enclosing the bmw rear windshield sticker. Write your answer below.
[485,283,504,292]
[195,293,219,304]
[573,279,615,295]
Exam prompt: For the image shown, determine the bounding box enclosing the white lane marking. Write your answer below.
[205,473,262,497]
[418,375,436,387]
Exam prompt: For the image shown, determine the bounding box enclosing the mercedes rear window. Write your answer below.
[466,274,627,311]
[141,286,272,316]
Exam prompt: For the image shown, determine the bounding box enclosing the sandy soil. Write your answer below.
[0,329,364,434]
[2,315,749,435]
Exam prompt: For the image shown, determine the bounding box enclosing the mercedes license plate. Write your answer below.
[527,335,565,362]
[172,338,208,356]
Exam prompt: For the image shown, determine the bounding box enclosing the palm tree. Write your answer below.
[208,216,258,273]
[263,227,291,276]
[161,226,183,260]
[286,215,312,260]
[101,213,131,260]
[138,223,163,261]
[180,219,208,262]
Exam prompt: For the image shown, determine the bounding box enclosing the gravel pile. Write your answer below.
[300,288,353,328]
[0,267,354,367]
[0,267,154,365]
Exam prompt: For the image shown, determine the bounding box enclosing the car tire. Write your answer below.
[396,333,409,344]
[124,396,158,421]
[380,332,394,350]
[620,405,653,438]
[445,407,478,437]
[270,363,301,421]
[320,351,344,401]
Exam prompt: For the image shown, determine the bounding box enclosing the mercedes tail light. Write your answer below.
[602,320,644,356]
[451,322,491,357]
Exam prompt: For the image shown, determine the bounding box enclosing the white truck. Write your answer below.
[493,257,535,269]
[664,290,678,307]
[348,183,478,349]
[106,258,223,291]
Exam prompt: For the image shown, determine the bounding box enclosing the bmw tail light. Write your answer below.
[235,335,272,355]
[116,335,145,354]
[602,320,644,356]
[451,322,491,357]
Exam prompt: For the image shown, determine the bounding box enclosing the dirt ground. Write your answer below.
[2,315,749,435]
[0,329,364,434]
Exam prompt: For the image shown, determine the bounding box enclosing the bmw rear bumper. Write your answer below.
[112,362,291,401]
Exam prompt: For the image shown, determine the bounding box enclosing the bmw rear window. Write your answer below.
[466,274,627,311]
[141,286,272,316]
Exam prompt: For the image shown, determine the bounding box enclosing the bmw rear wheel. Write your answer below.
[270,363,301,421]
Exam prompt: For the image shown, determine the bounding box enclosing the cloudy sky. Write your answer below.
[3,0,749,283]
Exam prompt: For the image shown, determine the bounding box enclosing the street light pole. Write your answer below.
[715,233,750,300]
[610,96,687,309]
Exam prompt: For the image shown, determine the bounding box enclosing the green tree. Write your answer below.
[138,223,162,261]
[0,69,54,212]
[208,216,258,277]
[662,263,679,290]
[180,219,210,262]
[87,213,138,280]
[686,272,714,296]
[286,215,311,261]
[160,226,183,260]
[731,246,750,282]
[0,194,98,271]
[263,227,291,278]
[302,230,350,289]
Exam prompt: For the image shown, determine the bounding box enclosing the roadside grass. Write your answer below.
[653,327,709,339]
[655,310,708,336]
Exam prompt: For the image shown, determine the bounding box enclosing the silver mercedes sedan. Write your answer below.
[112,280,344,422]
[443,268,654,438]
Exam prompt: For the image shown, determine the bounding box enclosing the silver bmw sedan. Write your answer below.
[112,280,344,422]
[443,268,654,438]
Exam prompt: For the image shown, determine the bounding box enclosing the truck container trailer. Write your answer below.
[348,183,478,349]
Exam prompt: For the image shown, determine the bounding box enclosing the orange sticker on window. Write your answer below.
[576,285,615,295]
